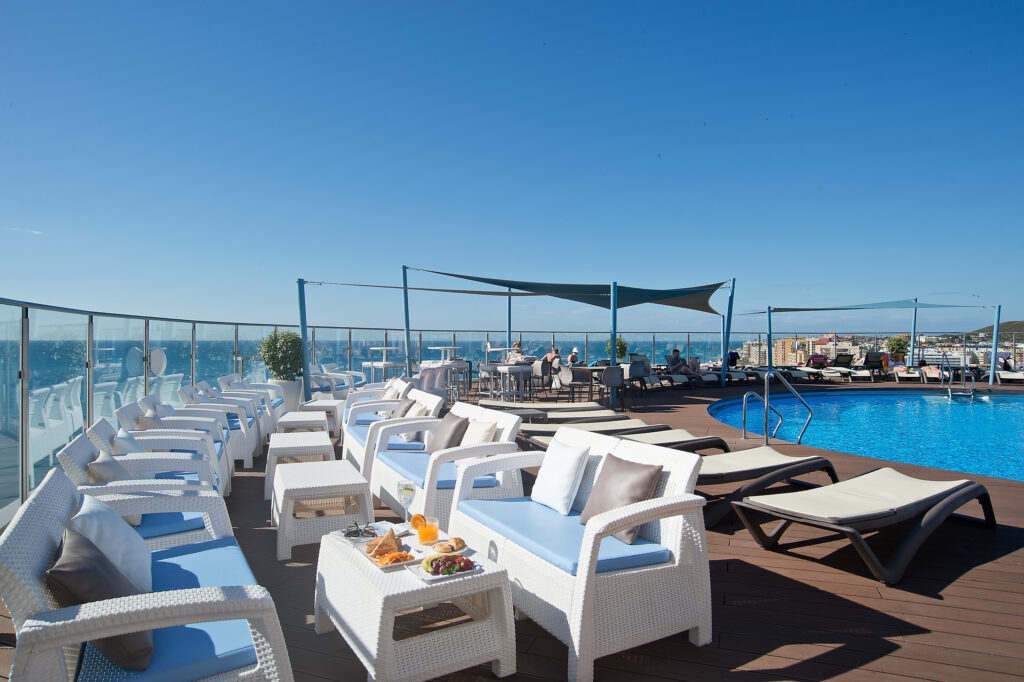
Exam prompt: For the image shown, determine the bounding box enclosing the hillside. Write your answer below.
[972,320,1024,333]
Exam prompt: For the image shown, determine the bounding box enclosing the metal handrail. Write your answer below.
[762,370,814,445]
[742,391,784,439]
[939,352,953,389]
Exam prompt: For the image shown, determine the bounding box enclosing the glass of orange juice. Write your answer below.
[418,517,439,545]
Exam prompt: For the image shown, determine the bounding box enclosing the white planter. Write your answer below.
[269,378,303,412]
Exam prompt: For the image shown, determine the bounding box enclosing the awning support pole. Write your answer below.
[506,288,512,350]
[298,278,312,402]
[766,306,773,371]
[720,278,735,387]
[909,298,918,367]
[402,265,413,377]
[610,282,618,408]
[989,304,1001,385]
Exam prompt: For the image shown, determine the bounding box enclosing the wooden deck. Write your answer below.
[3,381,1023,680]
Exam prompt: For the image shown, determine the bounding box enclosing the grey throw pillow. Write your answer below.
[392,397,416,418]
[579,453,664,544]
[46,529,154,670]
[429,413,470,453]
[87,452,141,526]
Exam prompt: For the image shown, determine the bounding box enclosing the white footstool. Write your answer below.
[276,410,329,433]
[272,459,372,560]
[265,431,335,500]
[300,399,344,436]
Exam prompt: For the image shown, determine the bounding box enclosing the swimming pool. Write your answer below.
[709,391,1024,481]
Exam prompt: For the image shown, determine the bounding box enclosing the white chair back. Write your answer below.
[406,388,445,417]
[447,402,522,442]
[56,432,102,486]
[114,401,145,431]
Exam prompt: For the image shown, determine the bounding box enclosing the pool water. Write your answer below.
[709,392,1024,481]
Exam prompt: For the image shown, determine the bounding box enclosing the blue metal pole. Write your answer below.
[610,282,618,407]
[297,278,312,402]
[506,288,512,350]
[766,305,773,370]
[402,266,413,377]
[909,298,918,367]
[989,304,1001,385]
[720,278,735,387]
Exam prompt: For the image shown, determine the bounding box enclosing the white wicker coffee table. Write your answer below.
[276,410,330,433]
[265,431,335,500]
[272,459,372,560]
[300,399,345,436]
[314,528,516,682]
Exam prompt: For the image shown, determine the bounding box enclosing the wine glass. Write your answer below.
[396,480,415,524]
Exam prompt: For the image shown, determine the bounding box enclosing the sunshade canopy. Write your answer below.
[742,299,978,314]
[411,268,726,314]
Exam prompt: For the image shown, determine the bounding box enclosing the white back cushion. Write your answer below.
[531,438,591,515]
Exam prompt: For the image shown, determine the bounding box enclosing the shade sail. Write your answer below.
[410,268,726,314]
[741,299,977,314]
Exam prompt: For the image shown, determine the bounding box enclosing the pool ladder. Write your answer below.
[742,370,814,445]
[940,352,975,400]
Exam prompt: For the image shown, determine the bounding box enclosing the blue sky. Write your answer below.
[1,1,1020,333]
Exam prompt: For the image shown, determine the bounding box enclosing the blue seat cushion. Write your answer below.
[355,413,385,426]
[353,378,366,388]
[346,425,424,451]
[271,397,284,409]
[135,512,207,539]
[76,538,257,681]
[377,451,498,490]
[153,469,217,491]
[343,395,379,422]
[457,498,671,575]
[227,416,255,430]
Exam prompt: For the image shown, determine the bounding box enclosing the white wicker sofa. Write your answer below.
[448,426,712,682]
[180,385,269,449]
[368,402,523,530]
[342,387,443,479]
[214,375,286,430]
[116,399,234,491]
[0,469,292,681]
[171,388,263,468]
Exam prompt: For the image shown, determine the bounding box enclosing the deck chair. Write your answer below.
[621,429,730,453]
[731,467,995,584]
[478,399,604,411]
[893,367,923,383]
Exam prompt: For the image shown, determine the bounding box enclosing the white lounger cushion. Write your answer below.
[521,419,650,435]
[744,467,970,526]
[623,429,699,445]
[531,439,590,515]
[698,446,817,478]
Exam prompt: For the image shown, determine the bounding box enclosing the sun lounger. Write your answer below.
[893,369,923,383]
[478,399,604,411]
[542,409,623,422]
[519,419,664,437]
[621,429,730,453]
[697,446,838,527]
[731,467,995,584]
[995,370,1024,384]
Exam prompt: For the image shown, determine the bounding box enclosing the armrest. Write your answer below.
[185,401,244,420]
[93,489,232,539]
[344,389,385,409]
[424,442,518,491]
[170,409,228,429]
[452,451,541,507]
[129,431,216,460]
[78,479,214,494]
[16,585,275,652]
[347,399,399,420]
[577,493,706,577]
[244,382,283,400]
[216,393,264,413]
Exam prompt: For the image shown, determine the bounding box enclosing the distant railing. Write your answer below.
[0,294,1018,526]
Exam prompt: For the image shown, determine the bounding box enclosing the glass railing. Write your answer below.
[0,294,1019,526]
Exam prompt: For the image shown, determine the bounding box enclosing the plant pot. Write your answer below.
[269,378,303,412]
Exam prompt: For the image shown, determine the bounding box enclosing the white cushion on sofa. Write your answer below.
[531,438,590,515]
[461,420,497,446]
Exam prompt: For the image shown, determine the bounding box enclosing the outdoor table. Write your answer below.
[276,410,329,433]
[272,459,372,560]
[572,365,609,402]
[428,345,461,363]
[314,524,516,681]
[300,398,345,436]
[364,346,403,382]
[264,431,335,500]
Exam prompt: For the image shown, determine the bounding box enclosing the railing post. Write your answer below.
[347,329,352,370]
[191,323,197,386]
[86,315,94,427]
[297,278,312,402]
[143,319,150,395]
[19,306,29,501]
[584,333,588,364]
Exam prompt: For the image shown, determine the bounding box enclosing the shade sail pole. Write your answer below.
[298,278,312,402]
[720,278,735,387]
[610,282,618,408]
[989,304,1001,385]
[402,266,413,377]
[766,306,773,371]
[909,298,918,367]
[506,288,512,349]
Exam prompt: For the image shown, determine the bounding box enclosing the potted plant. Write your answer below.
[605,335,629,362]
[258,330,305,411]
[885,335,909,363]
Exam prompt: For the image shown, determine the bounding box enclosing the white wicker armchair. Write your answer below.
[448,427,712,682]
[172,388,262,468]
[341,388,444,479]
[368,403,523,530]
[0,470,292,681]
[215,375,286,428]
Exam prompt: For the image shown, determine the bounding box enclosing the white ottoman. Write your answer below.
[265,431,335,500]
[272,459,372,560]
[276,410,329,433]
[300,399,344,436]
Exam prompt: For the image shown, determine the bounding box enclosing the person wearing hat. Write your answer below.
[567,347,582,366]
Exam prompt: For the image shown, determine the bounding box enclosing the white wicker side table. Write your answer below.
[272,459,372,560]
[265,431,335,500]
[314,531,516,682]
[276,410,330,433]
[300,399,345,436]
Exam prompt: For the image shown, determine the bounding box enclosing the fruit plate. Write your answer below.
[405,562,486,582]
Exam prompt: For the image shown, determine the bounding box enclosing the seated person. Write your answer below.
[505,340,524,364]
[542,347,561,364]
[665,349,699,376]
[566,347,582,366]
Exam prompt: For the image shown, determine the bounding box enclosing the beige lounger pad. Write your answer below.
[520,419,650,435]
[698,446,816,477]
[744,467,969,525]
[622,429,699,445]
[544,409,619,421]
[479,400,603,410]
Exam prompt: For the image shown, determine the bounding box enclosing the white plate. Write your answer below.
[405,561,485,582]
